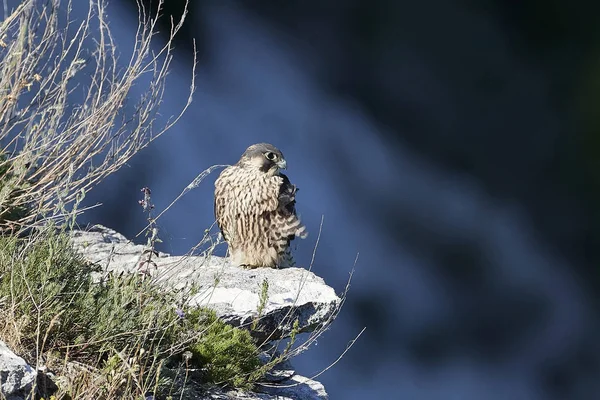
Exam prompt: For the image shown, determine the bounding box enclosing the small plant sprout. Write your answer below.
[138,186,161,277]
[252,278,270,331]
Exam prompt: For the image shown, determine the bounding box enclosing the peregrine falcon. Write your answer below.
[214,143,307,268]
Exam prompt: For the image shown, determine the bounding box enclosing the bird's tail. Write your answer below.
[286,214,308,240]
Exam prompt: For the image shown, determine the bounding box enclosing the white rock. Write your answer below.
[70,225,341,342]
[258,374,329,399]
[0,340,36,398]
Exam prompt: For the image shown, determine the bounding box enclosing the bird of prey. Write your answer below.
[214,143,307,268]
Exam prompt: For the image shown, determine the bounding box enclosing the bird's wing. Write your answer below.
[277,173,298,216]
[268,173,307,243]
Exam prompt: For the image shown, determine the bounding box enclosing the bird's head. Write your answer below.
[237,143,287,176]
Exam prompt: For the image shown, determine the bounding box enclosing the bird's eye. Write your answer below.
[265,152,277,161]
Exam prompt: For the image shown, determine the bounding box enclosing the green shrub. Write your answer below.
[0,152,31,231]
[0,228,264,398]
[185,309,261,390]
[0,229,99,351]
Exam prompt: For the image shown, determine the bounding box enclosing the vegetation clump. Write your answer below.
[0,152,32,231]
[0,227,263,398]
[185,308,261,390]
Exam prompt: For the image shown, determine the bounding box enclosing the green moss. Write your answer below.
[185,308,261,390]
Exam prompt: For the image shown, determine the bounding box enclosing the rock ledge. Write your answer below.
[67,224,337,400]
[70,225,340,343]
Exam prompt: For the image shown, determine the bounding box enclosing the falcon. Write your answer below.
[214,143,307,268]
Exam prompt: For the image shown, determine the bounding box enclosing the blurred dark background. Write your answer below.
[75,0,600,398]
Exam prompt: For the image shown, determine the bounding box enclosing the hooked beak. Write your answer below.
[276,159,287,170]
